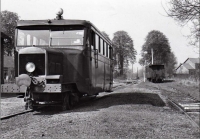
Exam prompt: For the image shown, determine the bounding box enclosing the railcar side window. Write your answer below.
[91,30,95,50]
[17,29,49,46]
[108,45,111,59]
[100,38,103,55]
[95,34,99,51]
[104,42,107,56]
[106,43,108,57]
[102,41,105,55]
[108,45,110,58]
[99,36,101,53]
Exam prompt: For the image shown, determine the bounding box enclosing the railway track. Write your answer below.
[112,80,138,90]
[1,109,34,120]
[0,97,101,120]
[155,84,200,128]
[167,98,200,128]
[0,96,102,121]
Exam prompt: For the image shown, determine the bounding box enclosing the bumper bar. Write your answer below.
[1,84,61,93]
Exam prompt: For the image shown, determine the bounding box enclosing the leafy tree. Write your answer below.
[164,0,200,48]
[139,30,177,76]
[165,52,177,77]
[139,30,171,66]
[0,10,20,55]
[112,31,137,76]
[101,31,111,41]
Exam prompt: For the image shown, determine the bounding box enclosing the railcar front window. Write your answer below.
[17,30,50,46]
[50,30,84,46]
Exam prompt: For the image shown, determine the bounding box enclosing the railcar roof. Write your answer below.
[17,19,91,27]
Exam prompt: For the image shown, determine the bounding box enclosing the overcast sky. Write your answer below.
[1,0,199,71]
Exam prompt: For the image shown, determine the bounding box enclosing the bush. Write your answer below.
[175,76,199,87]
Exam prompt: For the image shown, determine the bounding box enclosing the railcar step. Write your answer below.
[17,95,24,98]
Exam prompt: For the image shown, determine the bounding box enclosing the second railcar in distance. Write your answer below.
[146,64,165,83]
[2,9,113,110]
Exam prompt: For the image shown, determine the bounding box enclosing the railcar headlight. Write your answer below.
[26,62,36,73]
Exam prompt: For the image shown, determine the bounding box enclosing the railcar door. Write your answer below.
[90,30,97,94]
[90,29,105,93]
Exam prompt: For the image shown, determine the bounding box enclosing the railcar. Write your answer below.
[146,64,165,83]
[1,9,113,110]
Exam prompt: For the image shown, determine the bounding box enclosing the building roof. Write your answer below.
[176,57,199,70]
[182,63,193,69]
[183,58,199,64]
[189,58,199,63]
[4,56,14,68]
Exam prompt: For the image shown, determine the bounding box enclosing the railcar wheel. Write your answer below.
[32,105,38,111]
[28,100,38,110]
[61,93,71,111]
[69,93,80,107]
[91,94,98,100]
[32,101,39,110]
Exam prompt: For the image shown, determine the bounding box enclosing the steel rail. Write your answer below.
[1,109,34,120]
[167,98,200,128]
[0,93,105,121]
[156,84,200,129]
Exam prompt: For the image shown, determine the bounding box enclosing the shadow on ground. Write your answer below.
[33,92,166,115]
[67,92,166,113]
[150,79,175,84]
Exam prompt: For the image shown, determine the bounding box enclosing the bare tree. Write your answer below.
[164,0,200,48]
